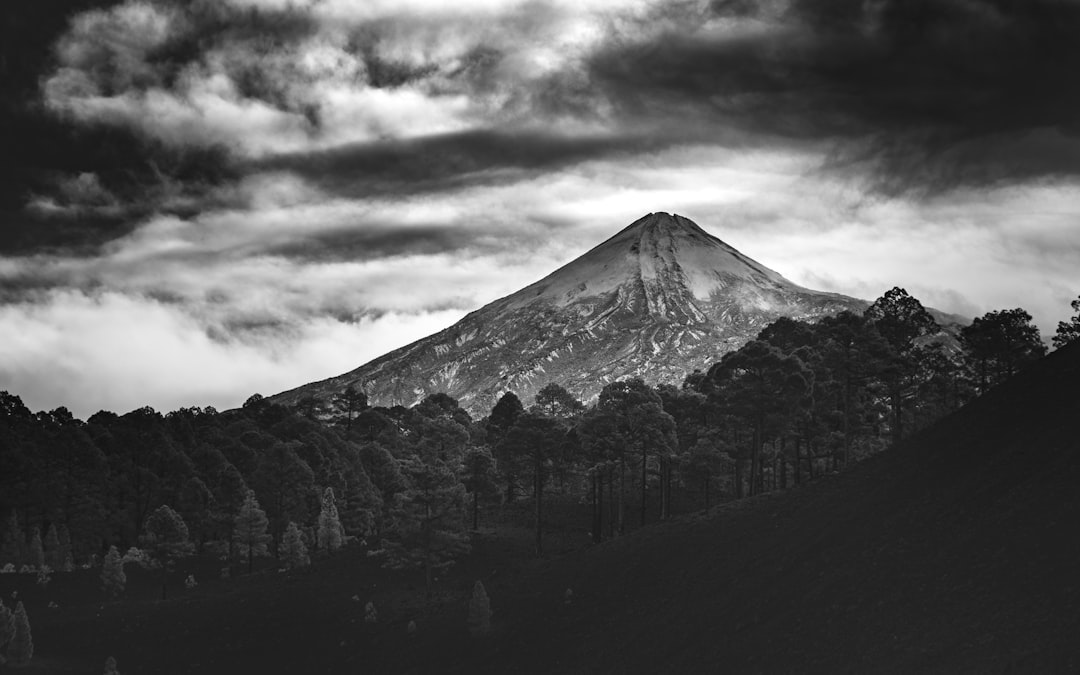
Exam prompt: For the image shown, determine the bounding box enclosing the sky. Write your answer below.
[2,0,1079,419]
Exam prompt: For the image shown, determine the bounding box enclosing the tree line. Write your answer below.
[0,289,1074,585]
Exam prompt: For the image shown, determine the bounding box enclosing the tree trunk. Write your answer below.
[794,437,802,486]
[734,458,743,500]
[617,459,626,536]
[703,473,710,511]
[596,470,604,544]
[160,561,168,601]
[534,452,543,557]
[640,446,648,527]
[472,491,479,531]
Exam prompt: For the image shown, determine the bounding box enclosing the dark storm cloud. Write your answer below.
[249,128,672,197]
[588,0,1080,193]
[260,222,486,262]
[0,1,248,254]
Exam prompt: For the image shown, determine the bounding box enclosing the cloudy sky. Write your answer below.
[2,0,1079,418]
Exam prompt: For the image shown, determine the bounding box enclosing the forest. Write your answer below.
[0,287,1076,609]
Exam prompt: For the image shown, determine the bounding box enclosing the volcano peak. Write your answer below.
[272,213,866,414]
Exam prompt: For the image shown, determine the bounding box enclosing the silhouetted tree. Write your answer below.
[461,446,499,530]
[708,342,812,496]
[961,308,1047,393]
[331,386,369,429]
[1053,294,1080,349]
[865,288,938,443]
[487,392,524,502]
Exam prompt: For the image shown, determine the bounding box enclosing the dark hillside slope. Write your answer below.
[474,341,1080,674]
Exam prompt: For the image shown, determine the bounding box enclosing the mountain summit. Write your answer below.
[273,213,866,414]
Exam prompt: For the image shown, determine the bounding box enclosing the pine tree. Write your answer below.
[0,599,14,664]
[316,486,344,553]
[382,454,470,597]
[101,546,126,598]
[140,505,194,600]
[234,490,271,574]
[364,601,377,623]
[103,656,121,674]
[278,522,309,570]
[44,524,61,570]
[1053,295,1080,349]
[467,580,491,636]
[7,601,32,667]
[0,512,21,568]
[28,528,44,570]
[57,525,74,571]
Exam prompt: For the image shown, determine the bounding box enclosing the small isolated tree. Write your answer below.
[100,544,125,596]
[316,487,344,554]
[364,601,377,624]
[467,581,491,636]
[279,521,309,570]
[234,490,271,574]
[140,505,194,600]
[7,601,32,667]
[103,656,121,675]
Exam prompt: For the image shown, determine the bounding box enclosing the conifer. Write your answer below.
[467,580,492,636]
[0,599,14,660]
[7,601,32,666]
[316,487,344,553]
[44,524,61,570]
[29,528,44,570]
[103,656,121,674]
[57,525,74,571]
[234,490,271,574]
[101,545,127,598]
[0,513,21,568]
[364,601,377,624]
[279,521,309,570]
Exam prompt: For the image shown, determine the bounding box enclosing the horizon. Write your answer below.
[3,0,1079,418]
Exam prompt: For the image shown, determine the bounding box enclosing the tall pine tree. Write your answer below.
[233,490,271,574]
[316,487,344,553]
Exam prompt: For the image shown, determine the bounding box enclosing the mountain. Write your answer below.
[273,212,870,415]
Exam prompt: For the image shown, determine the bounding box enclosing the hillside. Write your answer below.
[271,213,868,415]
[12,343,1078,673]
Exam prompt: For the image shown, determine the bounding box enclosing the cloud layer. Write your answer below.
[2,0,1079,416]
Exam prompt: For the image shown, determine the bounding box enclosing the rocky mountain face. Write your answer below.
[273,213,869,416]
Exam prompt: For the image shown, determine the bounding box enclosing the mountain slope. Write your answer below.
[273,212,867,414]
[449,339,1080,673]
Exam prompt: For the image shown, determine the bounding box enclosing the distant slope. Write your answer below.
[273,213,868,415]
[454,341,1080,673]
